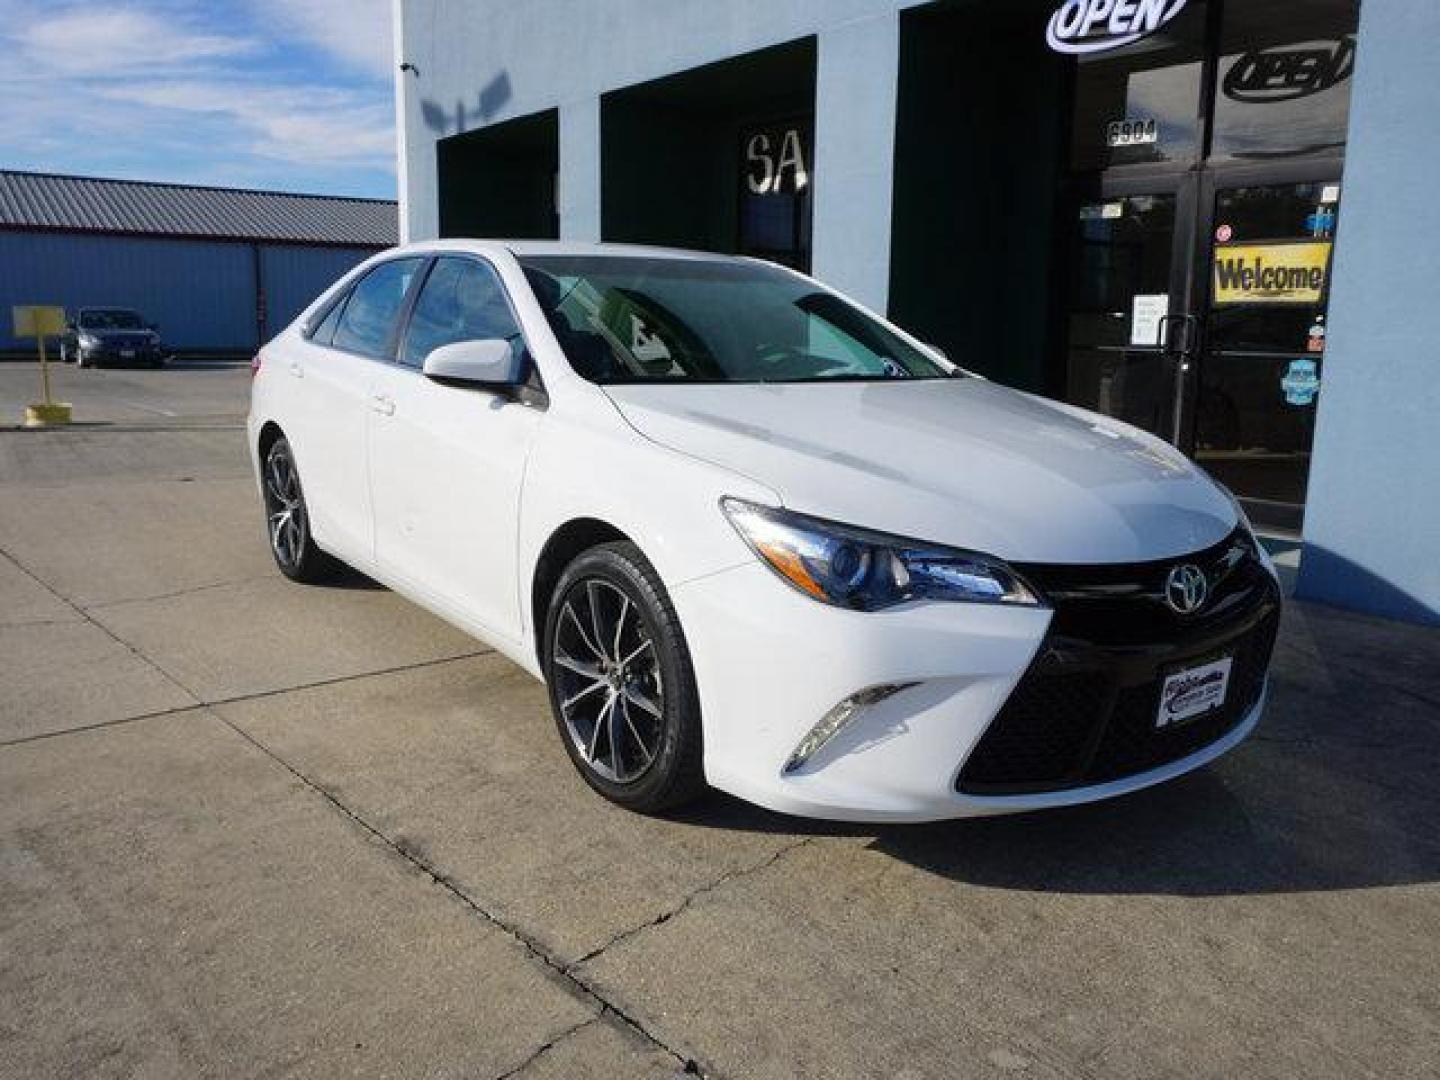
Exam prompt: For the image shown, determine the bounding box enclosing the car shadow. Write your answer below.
[324,566,386,591]
[668,602,1440,898]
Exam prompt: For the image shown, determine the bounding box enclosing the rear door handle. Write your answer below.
[369,393,395,416]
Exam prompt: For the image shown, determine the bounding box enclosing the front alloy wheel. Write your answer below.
[544,543,704,812]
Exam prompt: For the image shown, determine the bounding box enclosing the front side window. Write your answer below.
[519,255,952,384]
[400,257,522,369]
[331,258,423,359]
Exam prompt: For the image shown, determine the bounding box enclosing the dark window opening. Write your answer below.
[438,109,559,240]
[601,38,816,270]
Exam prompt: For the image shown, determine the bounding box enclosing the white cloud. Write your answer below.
[0,1,395,195]
[250,0,393,79]
[15,8,256,75]
[100,80,394,168]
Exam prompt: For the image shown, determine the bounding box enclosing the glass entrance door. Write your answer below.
[1065,193,1184,439]
[1059,0,1359,530]
[1194,178,1341,530]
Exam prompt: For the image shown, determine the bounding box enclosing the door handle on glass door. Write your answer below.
[370,393,395,416]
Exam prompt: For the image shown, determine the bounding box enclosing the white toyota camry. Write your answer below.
[248,241,1280,822]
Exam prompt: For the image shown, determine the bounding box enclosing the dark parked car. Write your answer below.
[61,308,166,368]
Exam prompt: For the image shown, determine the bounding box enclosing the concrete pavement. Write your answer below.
[1,368,1438,1078]
[1,357,250,430]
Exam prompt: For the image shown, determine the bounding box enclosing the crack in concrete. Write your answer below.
[567,836,815,971]
[1,538,718,1072]
[214,713,710,1078]
[83,573,279,610]
[0,541,206,705]
[0,615,83,629]
[6,531,768,1079]
[0,650,493,749]
[490,1015,600,1080]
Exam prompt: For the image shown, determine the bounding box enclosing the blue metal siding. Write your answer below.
[0,231,382,353]
[259,245,376,337]
[0,231,255,352]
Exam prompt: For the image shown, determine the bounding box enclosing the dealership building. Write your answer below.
[392,0,1438,626]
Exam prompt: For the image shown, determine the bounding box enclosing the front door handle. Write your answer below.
[369,393,395,416]
[288,359,303,378]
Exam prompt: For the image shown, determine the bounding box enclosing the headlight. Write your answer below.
[78,332,99,348]
[721,498,1043,611]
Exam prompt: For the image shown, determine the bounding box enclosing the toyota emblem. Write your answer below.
[1164,564,1209,615]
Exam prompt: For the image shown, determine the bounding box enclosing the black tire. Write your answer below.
[261,436,338,583]
[542,542,705,813]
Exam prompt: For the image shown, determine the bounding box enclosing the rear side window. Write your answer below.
[332,258,423,359]
[309,290,349,345]
[400,257,522,369]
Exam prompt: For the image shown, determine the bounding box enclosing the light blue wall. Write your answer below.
[395,0,914,310]
[1297,0,1440,626]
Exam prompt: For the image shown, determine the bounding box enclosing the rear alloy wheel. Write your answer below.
[543,543,705,812]
[261,436,336,583]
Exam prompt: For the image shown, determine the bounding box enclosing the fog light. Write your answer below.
[782,682,918,774]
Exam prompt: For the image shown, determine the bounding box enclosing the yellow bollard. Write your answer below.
[13,306,73,427]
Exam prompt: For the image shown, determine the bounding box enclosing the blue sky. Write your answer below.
[0,0,395,198]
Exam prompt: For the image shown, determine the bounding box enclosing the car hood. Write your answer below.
[602,378,1237,564]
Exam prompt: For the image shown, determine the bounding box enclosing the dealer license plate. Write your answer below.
[120,348,136,359]
[1156,656,1232,729]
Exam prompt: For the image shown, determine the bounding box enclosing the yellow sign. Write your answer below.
[1213,241,1331,305]
[12,305,67,337]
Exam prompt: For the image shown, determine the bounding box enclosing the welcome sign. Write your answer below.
[1213,241,1332,305]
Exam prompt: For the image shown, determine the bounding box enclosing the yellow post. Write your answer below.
[14,305,73,427]
[38,328,53,405]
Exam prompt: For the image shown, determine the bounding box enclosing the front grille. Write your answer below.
[957,530,1280,795]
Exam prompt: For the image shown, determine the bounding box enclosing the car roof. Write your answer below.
[387,239,744,263]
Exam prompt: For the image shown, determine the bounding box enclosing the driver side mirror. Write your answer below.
[422,338,524,389]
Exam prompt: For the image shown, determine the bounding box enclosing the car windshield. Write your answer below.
[80,310,144,330]
[518,255,955,384]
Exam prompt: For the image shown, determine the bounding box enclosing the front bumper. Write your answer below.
[80,342,163,364]
[671,533,1278,823]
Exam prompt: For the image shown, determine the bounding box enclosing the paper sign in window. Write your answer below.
[1130,294,1169,346]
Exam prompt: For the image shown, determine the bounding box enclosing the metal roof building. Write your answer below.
[0,170,397,355]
